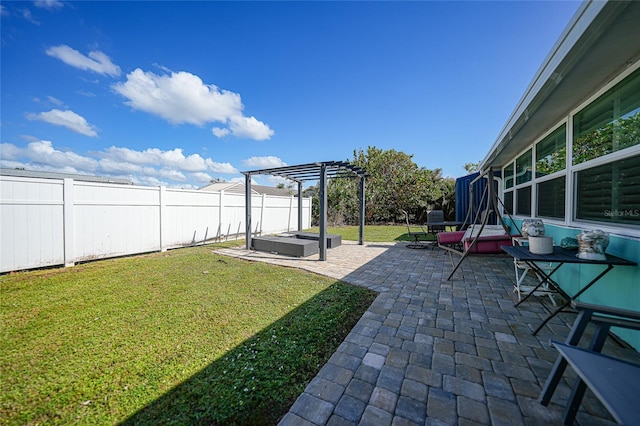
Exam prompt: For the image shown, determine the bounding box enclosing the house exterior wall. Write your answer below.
[0,175,311,273]
[498,60,640,350]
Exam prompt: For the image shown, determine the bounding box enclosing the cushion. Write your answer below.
[437,231,465,245]
[462,225,508,241]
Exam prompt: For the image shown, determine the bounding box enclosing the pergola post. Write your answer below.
[245,173,252,250]
[359,176,365,245]
[297,181,303,231]
[319,165,328,261]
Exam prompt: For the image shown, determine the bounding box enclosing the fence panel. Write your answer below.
[0,177,65,272]
[72,182,161,262]
[0,176,311,272]
[163,188,221,248]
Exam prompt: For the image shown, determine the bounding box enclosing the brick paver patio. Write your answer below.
[217,240,639,425]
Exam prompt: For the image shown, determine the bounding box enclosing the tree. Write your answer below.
[326,147,448,225]
[463,162,480,173]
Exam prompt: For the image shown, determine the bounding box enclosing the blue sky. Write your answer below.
[1,0,581,188]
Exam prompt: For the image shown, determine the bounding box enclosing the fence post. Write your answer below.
[288,195,294,232]
[63,178,75,267]
[159,186,166,252]
[260,193,266,236]
[219,190,224,241]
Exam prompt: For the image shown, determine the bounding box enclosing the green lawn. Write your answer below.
[0,243,377,425]
[306,224,437,242]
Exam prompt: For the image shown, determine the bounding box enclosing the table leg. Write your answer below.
[561,323,612,424]
[531,264,613,335]
[539,308,594,405]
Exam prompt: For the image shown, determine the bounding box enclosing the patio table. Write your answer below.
[424,220,464,233]
[501,245,636,335]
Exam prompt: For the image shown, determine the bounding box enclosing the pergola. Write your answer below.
[242,161,367,260]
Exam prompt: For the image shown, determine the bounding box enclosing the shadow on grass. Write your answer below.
[394,233,436,242]
[119,282,376,426]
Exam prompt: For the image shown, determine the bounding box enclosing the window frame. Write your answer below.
[498,60,640,237]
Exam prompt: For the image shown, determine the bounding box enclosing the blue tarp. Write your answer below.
[455,171,501,225]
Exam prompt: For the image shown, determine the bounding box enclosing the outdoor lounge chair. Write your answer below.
[403,210,430,249]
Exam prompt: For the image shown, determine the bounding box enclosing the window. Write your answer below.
[504,163,514,189]
[516,149,532,185]
[575,154,640,225]
[503,191,513,215]
[516,186,531,216]
[536,125,566,177]
[537,177,565,219]
[573,68,640,165]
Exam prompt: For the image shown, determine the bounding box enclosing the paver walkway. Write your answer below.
[216,241,639,425]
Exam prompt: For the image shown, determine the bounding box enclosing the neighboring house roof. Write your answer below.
[0,168,133,185]
[199,181,296,197]
[481,0,640,170]
[199,181,256,194]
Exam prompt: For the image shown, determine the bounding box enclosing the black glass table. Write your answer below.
[502,245,637,335]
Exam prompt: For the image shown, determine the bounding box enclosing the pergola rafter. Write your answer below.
[242,161,367,260]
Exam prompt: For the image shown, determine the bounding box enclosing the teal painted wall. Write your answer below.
[505,218,640,351]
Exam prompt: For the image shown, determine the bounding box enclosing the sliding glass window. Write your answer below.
[575,154,640,225]
[516,149,532,185]
[504,163,514,189]
[516,186,531,216]
[573,68,640,165]
[537,177,565,219]
[503,191,513,215]
[536,125,566,177]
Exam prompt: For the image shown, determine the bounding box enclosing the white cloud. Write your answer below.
[98,158,142,174]
[1,140,99,172]
[3,140,241,187]
[20,8,39,25]
[135,175,165,187]
[113,69,241,125]
[47,96,64,106]
[212,127,230,137]
[158,168,186,182]
[28,140,99,171]
[228,115,274,140]
[33,0,65,10]
[27,109,98,137]
[100,146,238,174]
[242,156,287,169]
[113,68,273,140]
[206,160,238,174]
[0,142,23,160]
[46,45,121,77]
[191,172,213,183]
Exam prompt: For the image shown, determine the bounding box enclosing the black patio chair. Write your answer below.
[402,210,430,249]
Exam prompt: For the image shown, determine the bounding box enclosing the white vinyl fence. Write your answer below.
[0,176,311,273]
